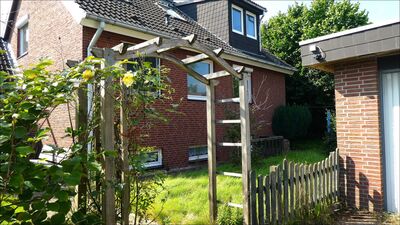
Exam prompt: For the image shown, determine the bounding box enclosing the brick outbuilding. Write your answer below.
[300,20,400,213]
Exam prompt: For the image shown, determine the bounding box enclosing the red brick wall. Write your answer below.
[83,27,286,169]
[8,1,83,148]
[334,58,384,211]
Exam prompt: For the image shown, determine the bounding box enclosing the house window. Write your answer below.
[188,146,208,161]
[187,61,213,101]
[18,23,28,57]
[231,4,243,34]
[246,12,257,39]
[144,149,162,168]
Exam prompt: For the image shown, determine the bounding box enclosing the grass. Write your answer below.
[149,139,329,225]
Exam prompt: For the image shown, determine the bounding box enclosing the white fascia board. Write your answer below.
[62,0,87,24]
[300,19,400,46]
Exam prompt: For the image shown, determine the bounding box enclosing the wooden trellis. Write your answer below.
[91,34,254,225]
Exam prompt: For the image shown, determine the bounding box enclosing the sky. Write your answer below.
[1,0,400,37]
[255,0,400,23]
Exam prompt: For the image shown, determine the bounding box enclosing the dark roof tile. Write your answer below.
[0,38,13,74]
[75,0,294,71]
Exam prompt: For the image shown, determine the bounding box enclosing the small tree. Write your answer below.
[261,0,369,107]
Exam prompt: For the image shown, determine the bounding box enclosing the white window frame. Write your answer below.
[231,4,244,35]
[17,15,29,57]
[246,11,257,40]
[144,149,163,168]
[188,145,208,161]
[187,59,213,101]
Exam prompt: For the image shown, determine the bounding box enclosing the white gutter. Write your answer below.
[299,19,400,46]
[86,21,105,153]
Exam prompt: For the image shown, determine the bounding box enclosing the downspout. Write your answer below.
[87,21,105,153]
[259,14,265,52]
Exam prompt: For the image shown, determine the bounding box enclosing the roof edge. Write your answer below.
[299,19,400,46]
[81,17,294,74]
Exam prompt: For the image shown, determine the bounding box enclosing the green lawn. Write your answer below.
[149,139,328,225]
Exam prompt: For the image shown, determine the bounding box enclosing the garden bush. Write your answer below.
[272,105,312,140]
[323,110,337,153]
[217,204,243,225]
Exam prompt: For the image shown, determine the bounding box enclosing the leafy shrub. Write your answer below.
[272,105,312,139]
[323,110,337,153]
[217,204,243,225]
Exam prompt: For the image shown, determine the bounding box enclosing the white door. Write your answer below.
[382,70,400,213]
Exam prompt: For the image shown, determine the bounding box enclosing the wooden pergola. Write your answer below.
[91,34,254,225]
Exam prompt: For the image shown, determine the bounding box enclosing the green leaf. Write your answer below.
[87,161,102,172]
[16,146,34,157]
[15,126,28,139]
[9,173,24,189]
[0,135,9,145]
[50,213,66,225]
[55,191,69,202]
[64,171,82,186]
[47,202,59,212]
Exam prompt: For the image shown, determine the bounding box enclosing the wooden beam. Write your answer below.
[182,48,224,65]
[218,142,242,147]
[217,171,243,178]
[117,38,242,79]
[120,83,130,225]
[182,34,197,44]
[125,37,162,52]
[206,80,217,224]
[239,72,252,225]
[101,49,116,225]
[217,98,240,103]
[204,66,244,80]
[112,42,131,55]
[137,52,209,85]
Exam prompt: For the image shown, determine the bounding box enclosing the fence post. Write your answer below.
[250,171,258,225]
[264,176,270,224]
[270,166,277,225]
[289,161,294,220]
[277,165,282,225]
[258,175,264,225]
[283,159,289,223]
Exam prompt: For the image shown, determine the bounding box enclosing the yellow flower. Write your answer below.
[122,71,135,87]
[82,69,94,81]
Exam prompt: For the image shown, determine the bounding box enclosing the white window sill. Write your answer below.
[187,95,206,101]
[189,154,208,161]
[232,29,244,35]
[247,35,257,40]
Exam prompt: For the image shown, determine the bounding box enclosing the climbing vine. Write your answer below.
[0,55,175,224]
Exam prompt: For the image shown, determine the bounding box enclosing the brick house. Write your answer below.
[300,21,400,213]
[2,0,295,170]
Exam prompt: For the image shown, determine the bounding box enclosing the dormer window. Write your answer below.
[246,12,257,39]
[16,15,29,57]
[231,4,243,34]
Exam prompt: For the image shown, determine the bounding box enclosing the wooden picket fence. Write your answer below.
[249,149,339,225]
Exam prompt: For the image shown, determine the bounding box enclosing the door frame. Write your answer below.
[380,68,400,212]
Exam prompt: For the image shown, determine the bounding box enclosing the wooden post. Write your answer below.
[77,88,88,212]
[120,83,130,225]
[240,71,252,225]
[100,49,116,225]
[206,80,217,224]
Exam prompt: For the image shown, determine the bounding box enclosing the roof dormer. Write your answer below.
[176,0,265,53]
